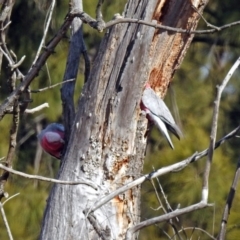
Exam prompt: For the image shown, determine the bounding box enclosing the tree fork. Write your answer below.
[40,0,208,239]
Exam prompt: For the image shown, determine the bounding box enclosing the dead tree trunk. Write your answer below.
[40,0,208,239]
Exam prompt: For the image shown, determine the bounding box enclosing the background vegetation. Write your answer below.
[0,0,240,239]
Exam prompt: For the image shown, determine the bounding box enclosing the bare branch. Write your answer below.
[9,55,25,70]
[150,178,164,211]
[25,103,49,114]
[31,78,75,93]
[105,18,240,34]
[151,178,180,239]
[0,202,13,240]
[0,38,24,79]
[2,193,20,206]
[202,57,240,203]
[0,45,13,65]
[191,5,220,31]
[71,10,98,30]
[86,212,111,240]
[0,4,12,22]
[32,0,56,66]
[0,164,98,190]
[0,41,24,81]
[95,0,105,32]
[9,49,17,60]
[87,126,240,214]
[125,202,212,240]
[0,21,11,31]
[0,12,75,120]
[154,170,175,214]
[71,9,240,35]
[96,0,104,21]
[218,157,240,239]
[0,192,19,240]
[178,227,216,239]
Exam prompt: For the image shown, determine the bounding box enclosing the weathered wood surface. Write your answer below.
[40,0,208,239]
[61,0,85,142]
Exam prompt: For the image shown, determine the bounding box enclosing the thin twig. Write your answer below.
[45,61,52,85]
[87,126,240,214]
[0,164,98,190]
[0,13,75,120]
[125,202,212,240]
[25,103,49,113]
[72,9,240,35]
[10,55,25,70]
[0,202,13,240]
[0,44,24,78]
[2,193,20,206]
[150,178,180,240]
[202,57,240,203]
[0,21,11,31]
[191,5,220,31]
[0,39,24,80]
[31,78,75,93]
[0,4,12,22]
[0,46,13,65]
[9,50,17,61]
[154,170,174,214]
[218,157,240,239]
[32,0,56,66]
[177,227,216,239]
[212,203,216,236]
[155,175,182,239]
[150,178,164,211]
[105,18,240,34]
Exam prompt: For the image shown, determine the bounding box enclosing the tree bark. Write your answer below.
[61,0,85,142]
[40,0,208,239]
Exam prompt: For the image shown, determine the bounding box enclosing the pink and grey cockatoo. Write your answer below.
[38,123,65,159]
[141,84,182,149]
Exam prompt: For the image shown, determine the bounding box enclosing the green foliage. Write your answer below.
[139,1,240,238]
[2,180,52,240]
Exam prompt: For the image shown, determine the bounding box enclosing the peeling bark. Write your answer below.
[40,0,208,239]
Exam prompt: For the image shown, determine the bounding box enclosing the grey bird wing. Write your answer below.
[147,111,175,149]
[38,123,65,141]
[142,88,182,139]
[46,123,65,133]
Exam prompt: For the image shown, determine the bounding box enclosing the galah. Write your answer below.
[38,123,65,159]
[141,84,182,149]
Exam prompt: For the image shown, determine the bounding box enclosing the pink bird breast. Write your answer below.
[140,98,151,117]
[145,82,151,88]
[40,131,64,159]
